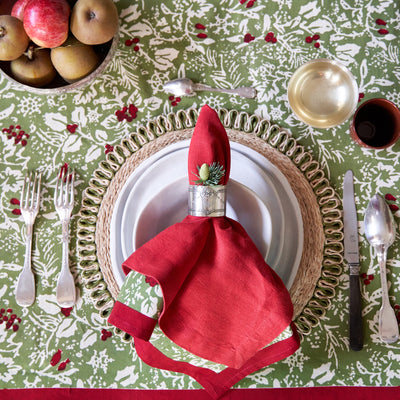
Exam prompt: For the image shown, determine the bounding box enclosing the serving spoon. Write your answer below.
[163,78,257,99]
[364,194,399,344]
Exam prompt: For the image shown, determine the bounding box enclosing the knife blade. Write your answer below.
[343,169,363,351]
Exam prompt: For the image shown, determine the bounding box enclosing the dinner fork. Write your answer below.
[15,171,41,307]
[54,166,76,308]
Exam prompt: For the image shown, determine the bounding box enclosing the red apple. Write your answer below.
[11,0,30,21]
[23,0,70,48]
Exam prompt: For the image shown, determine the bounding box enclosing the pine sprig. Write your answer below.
[193,162,225,186]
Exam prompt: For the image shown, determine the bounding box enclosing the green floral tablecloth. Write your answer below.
[1,0,400,391]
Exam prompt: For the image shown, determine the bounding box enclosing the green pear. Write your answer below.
[10,47,56,87]
[50,36,99,83]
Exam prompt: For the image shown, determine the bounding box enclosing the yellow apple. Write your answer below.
[0,15,29,61]
[50,36,99,83]
[70,0,119,45]
[10,47,57,87]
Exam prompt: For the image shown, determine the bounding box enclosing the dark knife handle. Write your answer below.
[349,274,363,351]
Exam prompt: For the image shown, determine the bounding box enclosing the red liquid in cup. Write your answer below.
[354,104,396,148]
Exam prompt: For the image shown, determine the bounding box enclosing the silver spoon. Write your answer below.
[163,78,257,99]
[364,194,399,344]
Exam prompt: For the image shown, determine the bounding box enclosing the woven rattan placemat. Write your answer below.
[77,108,343,341]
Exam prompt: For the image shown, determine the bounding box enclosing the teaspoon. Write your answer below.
[163,78,257,99]
[364,194,399,344]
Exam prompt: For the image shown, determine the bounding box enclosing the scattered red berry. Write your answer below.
[0,308,21,332]
[240,0,257,6]
[100,328,112,341]
[389,204,399,212]
[197,33,208,39]
[244,33,255,43]
[105,144,114,154]
[61,307,73,317]
[58,358,70,371]
[358,93,365,102]
[306,34,321,47]
[378,29,389,35]
[67,124,78,133]
[385,194,397,201]
[10,198,20,205]
[265,32,277,44]
[125,37,140,49]
[59,163,69,179]
[195,23,206,30]
[376,19,387,26]
[12,209,21,215]
[50,349,62,366]
[168,95,181,107]
[115,104,139,122]
[2,124,30,147]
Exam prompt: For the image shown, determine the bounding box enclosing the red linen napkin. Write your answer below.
[109,105,300,398]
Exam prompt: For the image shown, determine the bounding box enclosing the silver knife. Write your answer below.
[343,170,363,351]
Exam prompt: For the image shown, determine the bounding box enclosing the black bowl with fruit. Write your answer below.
[0,0,119,95]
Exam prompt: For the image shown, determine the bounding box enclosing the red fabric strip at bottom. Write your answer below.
[1,387,399,400]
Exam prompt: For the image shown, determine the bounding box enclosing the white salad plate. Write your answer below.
[110,140,303,290]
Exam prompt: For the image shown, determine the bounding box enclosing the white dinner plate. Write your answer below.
[120,147,283,265]
[110,140,303,290]
[132,177,273,259]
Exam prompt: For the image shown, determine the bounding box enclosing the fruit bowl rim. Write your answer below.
[0,29,119,96]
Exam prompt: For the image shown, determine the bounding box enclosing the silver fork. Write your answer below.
[15,171,41,307]
[54,166,76,308]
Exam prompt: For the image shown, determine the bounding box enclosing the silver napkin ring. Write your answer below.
[188,185,226,217]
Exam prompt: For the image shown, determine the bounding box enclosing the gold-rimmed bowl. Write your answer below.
[287,58,358,129]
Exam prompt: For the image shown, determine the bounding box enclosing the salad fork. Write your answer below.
[54,166,76,308]
[15,171,41,307]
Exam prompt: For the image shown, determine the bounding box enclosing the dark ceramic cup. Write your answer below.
[350,98,400,149]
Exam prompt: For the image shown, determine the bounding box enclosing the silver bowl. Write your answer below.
[0,32,118,95]
[287,58,358,129]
